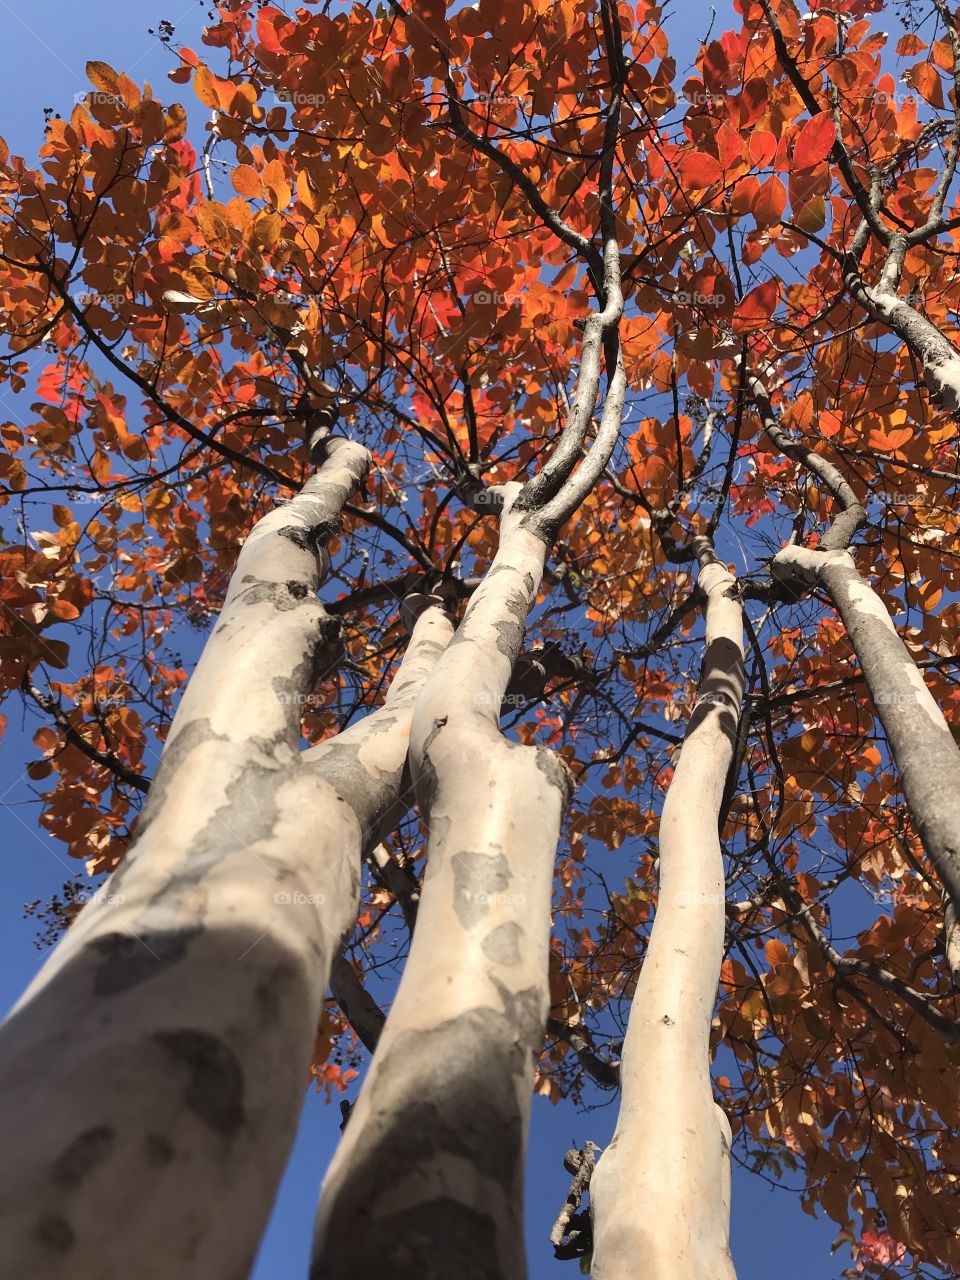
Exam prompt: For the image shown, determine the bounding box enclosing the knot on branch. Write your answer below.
[453,465,507,513]
[506,643,592,704]
[399,580,460,632]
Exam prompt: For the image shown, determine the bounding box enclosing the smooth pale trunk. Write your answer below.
[313,496,571,1280]
[590,553,742,1280]
[774,545,960,915]
[862,282,960,414]
[0,442,452,1280]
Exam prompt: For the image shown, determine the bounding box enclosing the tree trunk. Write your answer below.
[773,544,960,916]
[0,441,452,1280]
[312,487,572,1280]
[590,539,742,1280]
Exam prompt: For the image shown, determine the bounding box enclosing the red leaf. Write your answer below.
[793,115,836,170]
[911,61,945,108]
[680,150,723,188]
[732,279,781,332]
[861,1233,906,1265]
[256,6,291,55]
[749,130,777,168]
[752,176,786,226]
[717,121,744,170]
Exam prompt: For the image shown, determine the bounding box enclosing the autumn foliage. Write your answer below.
[2,0,960,1274]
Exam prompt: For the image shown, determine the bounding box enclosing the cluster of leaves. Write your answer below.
[2,0,960,1272]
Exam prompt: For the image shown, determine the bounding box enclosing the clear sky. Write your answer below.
[0,3,858,1276]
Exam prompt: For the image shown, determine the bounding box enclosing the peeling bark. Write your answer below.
[773,544,960,916]
[312,489,572,1280]
[590,539,742,1280]
[0,441,452,1280]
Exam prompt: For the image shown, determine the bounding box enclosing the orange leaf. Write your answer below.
[194,65,224,110]
[752,176,786,226]
[749,130,777,168]
[680,150,723,188]
[868,426,913,451]
[231,165,262,199]
[717,121,744,170]
[819,410,843,438]
[793,115,836,170]
[262,158,292,211]
[256,6,291,55]
[48,599,81,622]
[910,61,945,108]
[732,278,781,332]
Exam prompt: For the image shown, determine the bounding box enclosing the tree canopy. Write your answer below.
[2,1,960,1273]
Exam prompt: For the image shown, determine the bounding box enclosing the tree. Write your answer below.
[0,0,959,1276]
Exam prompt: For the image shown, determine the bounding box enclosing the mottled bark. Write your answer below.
[313,488,572,1280]
[846,255,960,415]
[590,539,742,1280]
[773,544,960,917]
[0,441,452,1280]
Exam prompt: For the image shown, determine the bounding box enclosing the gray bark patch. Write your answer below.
[535,747,573,803]
[254,960,300,1026]
[152,1029,245,1138]
[278,517,339,553]
[91,928,201,997]
[131,717,224,842]
[482,922,522,966]
[313,997,543,1278]
[144,1133,176,1165]
[493,616,524,663]
[34,1216,75,1254]
[492,587,529,663]
[313,1199,502,1279]
[309,740,404,844]
[51,1125,115,1189]
[414,719,447,810]
[451,851,511,929]
[236,579,316,612]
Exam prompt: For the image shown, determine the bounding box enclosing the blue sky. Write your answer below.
[0,2,869,1276]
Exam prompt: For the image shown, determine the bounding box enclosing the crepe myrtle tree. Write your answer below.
[4,1,960,1279]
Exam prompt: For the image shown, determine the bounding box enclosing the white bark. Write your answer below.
[590,541,742,1280]
[862,283,960,413]
[773,544,960,916]
[313,488,572,1279]
[0,441,452,1280]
